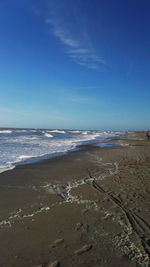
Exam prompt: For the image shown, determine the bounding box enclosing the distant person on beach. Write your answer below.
[147,130,150,141]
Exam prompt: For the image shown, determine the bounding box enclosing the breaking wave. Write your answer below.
[0,130,12,134]
[0,128,123,173]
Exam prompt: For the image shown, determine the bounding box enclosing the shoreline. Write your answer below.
[0,131,126,175]
[0,132,149,266]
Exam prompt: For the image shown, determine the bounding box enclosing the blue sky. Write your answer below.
[0,0,149,130]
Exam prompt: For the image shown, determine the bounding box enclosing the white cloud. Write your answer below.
[45,17,80,48]
[69,53,106,69]
[45,1,106,70]
[52,27,80,48]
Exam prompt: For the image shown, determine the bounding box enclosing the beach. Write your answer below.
[0,132,149,267]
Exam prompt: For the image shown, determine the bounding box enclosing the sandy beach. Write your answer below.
[0,132,149,267]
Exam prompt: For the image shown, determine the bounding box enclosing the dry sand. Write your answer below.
[0,132,149,267]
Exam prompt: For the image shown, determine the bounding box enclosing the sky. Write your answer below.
[0,0,150,130]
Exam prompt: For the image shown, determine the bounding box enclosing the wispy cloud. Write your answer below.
[46,18,81,48]
[69,53,106,69]
[45,0,106,70]
[53,28,80,47]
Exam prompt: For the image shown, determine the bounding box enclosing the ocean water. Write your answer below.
[0,128,122,173]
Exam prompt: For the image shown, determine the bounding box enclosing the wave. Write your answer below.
[29,130,39,132]
[14,130,28,133]
[48,130,66,134]
[0,164,15,173]
[43,133,53,138]
[0,130,12,134]
[81,131,88,135]
[0,129,122,174]
[17,155,32,160]
[68,130,81,133]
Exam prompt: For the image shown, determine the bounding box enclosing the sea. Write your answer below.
[0,128,123,173]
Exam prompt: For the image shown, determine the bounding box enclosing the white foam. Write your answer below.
[48,129,66,134]
[0,130,12,134]
[43,133,53,138]
[0,206,50,228]
[0,165,15,173]
[82,131,88,135]
[17,155,33,160]
[0,220,11,227]
[15,130,27,133]
[0,129,122,173]
[23,206,50,218]
[69,130,81,133]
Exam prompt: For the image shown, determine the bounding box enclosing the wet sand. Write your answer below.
[0,132,149,267]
